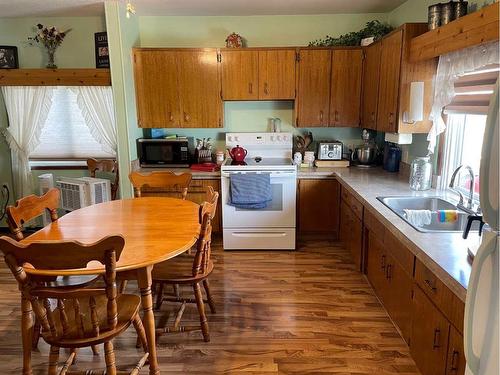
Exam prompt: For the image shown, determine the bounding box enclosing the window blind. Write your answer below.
[445,64,499,115]
[30,87,115,159]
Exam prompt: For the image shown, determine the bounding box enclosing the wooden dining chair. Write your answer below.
[152,188,219,342]
[0,235,149,375]
[87,158,119,200]
[128,171,192,199]
[6,188,100,350]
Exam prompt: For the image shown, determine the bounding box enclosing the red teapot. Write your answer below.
[229,145,247,162]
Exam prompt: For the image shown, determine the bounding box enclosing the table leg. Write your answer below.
[137,266,160,375]
[21,294,33,375]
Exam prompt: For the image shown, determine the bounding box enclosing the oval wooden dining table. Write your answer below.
[21,197,201,375]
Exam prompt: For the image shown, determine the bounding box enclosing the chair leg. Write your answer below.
[48,346,60,375]
[31,319,41,350]
[203,279,216,314]
[118,280,128,294]
[104,341,117,375]
[155,282,164,310]
[91,344,99,355]
[133,314,148,352]
[193,282,210,342]
[173,284,180,298]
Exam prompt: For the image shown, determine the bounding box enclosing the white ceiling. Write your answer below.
[0,0,407,18]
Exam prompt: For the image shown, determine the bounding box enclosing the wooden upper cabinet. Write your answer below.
[377,30,403,133]
[361,43,381,130]
[411,286,451,375]
[258,49,296,100]
[330,49,363,127]
[133,50,180,128]
[296,49,331,127]
[177,50,222,128]
[221,50,259,100]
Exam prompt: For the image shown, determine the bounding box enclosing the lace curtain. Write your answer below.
[73,86,117,155]
[1,86,53,199]
[427,41,499,154]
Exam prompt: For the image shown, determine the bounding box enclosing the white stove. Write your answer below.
[221,132,297,250]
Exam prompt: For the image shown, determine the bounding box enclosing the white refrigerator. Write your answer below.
[464,84,499,375]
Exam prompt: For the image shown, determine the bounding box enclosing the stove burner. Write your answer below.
[254,157,262,163]
[231,160,247,166]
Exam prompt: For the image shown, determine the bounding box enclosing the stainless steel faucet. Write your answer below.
[449,165,477,213]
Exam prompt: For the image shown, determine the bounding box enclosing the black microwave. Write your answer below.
[137,138,190,167]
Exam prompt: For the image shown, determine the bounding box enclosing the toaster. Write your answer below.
[317,141,343,160]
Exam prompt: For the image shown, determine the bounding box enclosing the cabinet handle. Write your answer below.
[380,255,386,270]
[264,82,269,95]
[371,111,375,122]
[388,112,394,125]
[248,82,253,94]
[319,110,324,122]
[386,264,392,281]
[184,112,190,122]
[432,328,441,349]
[335,110,339,122]
[424,278,437,292]
[169,112,174,122]
[450,350,459,372]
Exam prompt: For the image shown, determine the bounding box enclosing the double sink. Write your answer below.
[377,196,480,233]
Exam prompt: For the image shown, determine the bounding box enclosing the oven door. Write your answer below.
[221,170,297,228]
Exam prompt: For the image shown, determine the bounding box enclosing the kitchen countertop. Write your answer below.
[138,165,471,301]
[304,166,471,302]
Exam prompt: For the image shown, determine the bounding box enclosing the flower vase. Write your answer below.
[46,47,57,69]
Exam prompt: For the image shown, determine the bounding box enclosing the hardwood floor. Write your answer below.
[0,238,420,374]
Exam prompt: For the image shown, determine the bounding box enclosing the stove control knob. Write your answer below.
[283,135,288,142]
[234,136,239,142]
[227,135,232,142]
[277,135,282,142]
[270,135,275,141]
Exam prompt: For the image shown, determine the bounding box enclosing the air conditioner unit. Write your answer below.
[56,177,111,211]
[38,173,55,225]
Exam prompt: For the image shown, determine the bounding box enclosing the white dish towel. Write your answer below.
[403,209,432,227]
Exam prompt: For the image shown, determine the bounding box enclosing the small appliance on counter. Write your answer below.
[383,142,402,172]
[351,129,379,167]
[137,137,190,168]
[317,141,343,161]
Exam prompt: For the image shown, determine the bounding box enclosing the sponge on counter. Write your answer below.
[437,210,459,223]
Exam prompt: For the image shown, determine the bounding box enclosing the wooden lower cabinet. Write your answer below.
[446,326,466,375]
[340,199,363,270]
[366,231,387,299]
[411,286,451,375]
[298,179,340,237]
[339,200,351,244]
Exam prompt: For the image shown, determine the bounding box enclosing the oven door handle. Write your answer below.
[230,232,288,238]
[221,171,297,178]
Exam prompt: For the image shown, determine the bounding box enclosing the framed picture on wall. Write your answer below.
[94,32,110,68]
[0,46,19,69]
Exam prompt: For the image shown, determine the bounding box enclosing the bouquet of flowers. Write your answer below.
[28,24,71,68]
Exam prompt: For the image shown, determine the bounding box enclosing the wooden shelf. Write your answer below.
[409,1,499,62]
[0,68,111,86]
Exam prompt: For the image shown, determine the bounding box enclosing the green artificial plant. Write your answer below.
[309,20,393,47]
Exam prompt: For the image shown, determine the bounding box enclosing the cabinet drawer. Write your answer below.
[385,231,414,276]
[364,209,385,236]
[415,259,465,333]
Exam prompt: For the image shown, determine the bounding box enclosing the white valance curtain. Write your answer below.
[1,86,53,199]
[73,86,117,156]
[427,41,500,154]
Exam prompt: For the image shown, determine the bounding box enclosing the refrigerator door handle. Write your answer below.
[464,232,497,373]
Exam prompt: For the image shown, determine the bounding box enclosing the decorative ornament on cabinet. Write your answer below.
[27,24,71,69]
[225,33,244,48]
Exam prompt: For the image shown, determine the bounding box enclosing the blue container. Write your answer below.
[143,128,167,139]
[383,142,401,172]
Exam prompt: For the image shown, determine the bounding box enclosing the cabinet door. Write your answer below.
[330,49,363,127]
[186,179,222,233]
[411,286,450,375]
[366,231,387,299]
[298,179,340,236]
[361,43,381,130]
[177,50,222,128]
[339,200,351,245]
[384,254,413,344]
[296,49,331,127]
[446,326,466,375]
[133,50,180,128]
[258,49,296,100]
[349,215,363,271]
[376,30,403,133]
[221,50,259,100]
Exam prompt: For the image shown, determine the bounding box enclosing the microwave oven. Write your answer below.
[137,138,190,167]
